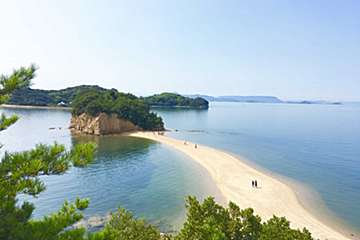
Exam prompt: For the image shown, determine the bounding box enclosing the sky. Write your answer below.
[0,1,359,101]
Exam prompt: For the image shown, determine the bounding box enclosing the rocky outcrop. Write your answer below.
[70,113,140,135]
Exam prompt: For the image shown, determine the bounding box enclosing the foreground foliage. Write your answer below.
[0,64,36,105]
[0,114,18,131]
[89,209,163,240]
[87,196,313,240]
[176,197,312,240]
[0,64,37,134]
[0,143,97,240]
[0,65,97,240]
[71,89,164,130]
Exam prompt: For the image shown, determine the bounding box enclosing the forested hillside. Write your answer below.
[143,92,209,109]
[8,86,209,109]
[8,85,106,106]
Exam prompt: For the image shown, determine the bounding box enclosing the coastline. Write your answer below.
[0,104,71,110]
[0,104,207,111]
[129,131,354,240]
[225,150,360,238]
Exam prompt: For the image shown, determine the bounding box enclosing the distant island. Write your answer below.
[8,85,209,109]
[186,95,283,103]
[185,94,342,105]
[70,89,164,135]
[143,92,209,109]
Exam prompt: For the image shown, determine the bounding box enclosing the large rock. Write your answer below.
[70,113,140,135]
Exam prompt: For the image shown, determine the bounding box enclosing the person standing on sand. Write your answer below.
[251,180,254,187]
[195,144,198,149]
[255,180,258,188]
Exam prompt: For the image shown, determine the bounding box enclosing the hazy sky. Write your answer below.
[0,1,359,101]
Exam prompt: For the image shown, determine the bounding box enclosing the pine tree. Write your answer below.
[0,65,96,240]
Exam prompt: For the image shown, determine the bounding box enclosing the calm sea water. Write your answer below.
[154,102,360,233]
[1,102,359,233]
[0,108,223,231]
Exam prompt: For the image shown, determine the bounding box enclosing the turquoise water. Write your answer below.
[1,102,360,234]
[0,108,223,231]
[153,102,360,233]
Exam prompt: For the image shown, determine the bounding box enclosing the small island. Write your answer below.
[70,89,164,135]
[143,92,209,109]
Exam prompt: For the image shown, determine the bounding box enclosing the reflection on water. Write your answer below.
[0,108,224,232]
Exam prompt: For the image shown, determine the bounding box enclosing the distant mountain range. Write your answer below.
[185,95,282,103]
[185,94,342,105]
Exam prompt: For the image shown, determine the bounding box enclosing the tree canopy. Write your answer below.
[87,196,313,240]
[0,64,37,131]
[175,197,312,240]
[8,86,209,110]
[0,64,36,105]
[9,85,107,107]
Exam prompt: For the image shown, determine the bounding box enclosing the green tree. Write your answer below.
[0,65,97,240]
[89,208,162,240]
[176,196,262,240]
[259,216,312,240]
[0,114,18,131]
[176,196,313,240]
[0,64,37,131]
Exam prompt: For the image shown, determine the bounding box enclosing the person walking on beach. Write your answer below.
[194,144,198,149]
[254,180,258,188]
[251,180,254,187]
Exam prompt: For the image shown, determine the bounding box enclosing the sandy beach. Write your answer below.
[129,131,353,240]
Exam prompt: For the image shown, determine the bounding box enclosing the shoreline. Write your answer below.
[0,104,71,110]
[0,104,207,111]
[224,149,359,238]
[129,131,355,240]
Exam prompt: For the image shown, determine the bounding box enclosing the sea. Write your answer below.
[0,102,359,235]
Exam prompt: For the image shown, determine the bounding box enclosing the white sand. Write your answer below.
[129,131,353,240]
